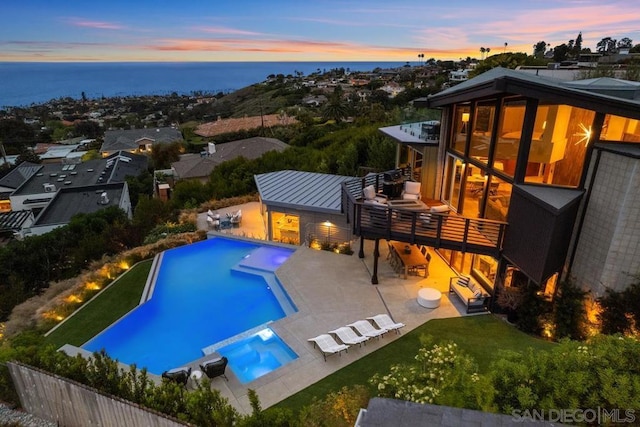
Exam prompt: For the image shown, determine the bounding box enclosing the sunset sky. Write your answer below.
[1,0,639,62]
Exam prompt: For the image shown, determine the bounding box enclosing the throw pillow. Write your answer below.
[457,276,470,287]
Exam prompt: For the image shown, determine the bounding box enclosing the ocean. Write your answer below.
[0,61,406,108]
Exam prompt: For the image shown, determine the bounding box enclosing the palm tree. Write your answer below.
[480,47,486,60]
[504,42,508,54]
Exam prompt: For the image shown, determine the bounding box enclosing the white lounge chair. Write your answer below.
[367,314,406,335]
[347,320,387,339]
[308,334,349,361]
[329,326,370,347]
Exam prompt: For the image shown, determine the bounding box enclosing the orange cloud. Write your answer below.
[194,26,264,36]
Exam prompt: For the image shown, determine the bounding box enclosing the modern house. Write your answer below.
[343,67,640,307]
[100,127,183,156]
[6,152,147,236]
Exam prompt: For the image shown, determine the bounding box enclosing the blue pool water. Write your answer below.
[217,328,298,384]
[83,237,296,376]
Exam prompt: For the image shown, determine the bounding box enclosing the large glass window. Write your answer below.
[472,254,498,291]
[469,101,496,163]
[484,176,512,222]
[600,115,640,142]
[494,99,526,177]
[271,212,300,245]
[443,154,464,212]
[524,104,595,187]
[451,105,470,154]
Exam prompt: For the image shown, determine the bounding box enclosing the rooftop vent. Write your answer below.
[70,171,77,175]
[87,168,94,172]
[64,181,72,185]
[43,183,56,193]
[99,192,109,205]
[36,173,43,177]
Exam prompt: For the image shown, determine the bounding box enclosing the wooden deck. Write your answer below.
[341,171,506,258]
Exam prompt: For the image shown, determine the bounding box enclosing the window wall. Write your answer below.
[469,100,496,163]
[600,115,640,143]
[494,99,526,177]
[451,104,471,154]
[524,104,595,187]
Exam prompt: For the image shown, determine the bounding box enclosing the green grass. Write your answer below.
[273,315,554,414]
[44,260,152,348]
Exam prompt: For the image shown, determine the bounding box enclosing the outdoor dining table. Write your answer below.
[389,240,429,279]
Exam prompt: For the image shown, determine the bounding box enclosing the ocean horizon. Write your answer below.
[0,61,407,108]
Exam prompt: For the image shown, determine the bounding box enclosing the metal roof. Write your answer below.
[254,170,353,214]
[425,67,640,119]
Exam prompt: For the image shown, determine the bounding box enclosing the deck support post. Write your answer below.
[358,235,365,258]
[372,238,379,284]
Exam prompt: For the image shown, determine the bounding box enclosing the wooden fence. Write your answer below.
[7,361,188,427]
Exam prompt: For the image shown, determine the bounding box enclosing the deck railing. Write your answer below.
[341,171,506,257]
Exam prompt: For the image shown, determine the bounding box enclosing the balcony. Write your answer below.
[341,171,506,259]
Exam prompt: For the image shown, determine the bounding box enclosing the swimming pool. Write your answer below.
[216,327,298,384]
[83,237,297,376]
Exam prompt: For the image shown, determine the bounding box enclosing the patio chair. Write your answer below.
[347,320,387,339]
[206,215,220,230]
[161,366,192,386]
[230,209,242,225]
[200,356,229,381]
[308,334,349,361]
[328,326,370,347]
[362,184,388,206]
[401,181,421,200]
[367,314,406,335]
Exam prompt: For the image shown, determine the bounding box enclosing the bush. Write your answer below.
[552,279,587,340]
[298,385,370,427]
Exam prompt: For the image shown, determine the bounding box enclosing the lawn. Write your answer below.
[273,314,555,414]
[44,260,152,349]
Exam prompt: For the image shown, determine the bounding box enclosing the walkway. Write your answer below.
[190,208,477,414]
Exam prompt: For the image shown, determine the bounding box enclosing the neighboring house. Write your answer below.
[346,67,639,309]
[380,82,405,98]
[26,182,130,236]
[8,151,146,234]
[170,137,289,183]
[0,161,41,212]
[100,127,183,156]
[255,170,353,246]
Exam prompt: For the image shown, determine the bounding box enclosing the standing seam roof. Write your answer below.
[255,170,353,213]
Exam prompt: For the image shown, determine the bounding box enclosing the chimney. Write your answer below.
[99,192,109,205]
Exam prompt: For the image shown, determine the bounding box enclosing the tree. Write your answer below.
[597,37,617,54]
[150,141,182,169]
[480,47,486,60]
[553,43,570,62]
[573,32,583,57]
[533,41,547,58]
[322,90,349,123]
[618,37,633,49]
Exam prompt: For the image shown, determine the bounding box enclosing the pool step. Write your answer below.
[230,265,298,315]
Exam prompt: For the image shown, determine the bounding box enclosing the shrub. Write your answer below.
[298,385,370,427]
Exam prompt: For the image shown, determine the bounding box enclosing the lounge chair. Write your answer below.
[367,314,406,335]
[328,326,370,347]
[200,356,228,381]
[362,184,388,206]
[347,320,387,339]
[161,366,192,386]
[199,356,229,381]
[308,334,349,361]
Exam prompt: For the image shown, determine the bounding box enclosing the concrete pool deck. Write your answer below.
[187,212,479,414]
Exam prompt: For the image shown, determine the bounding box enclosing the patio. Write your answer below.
[193,205,479,414]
